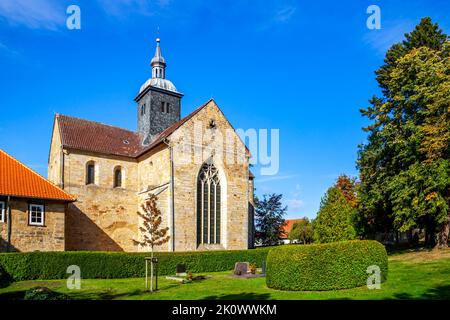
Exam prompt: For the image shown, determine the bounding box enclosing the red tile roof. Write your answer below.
[280,218,305,239]
[57,115,143,157]
[0,149,76,202]
[57,99,212,158]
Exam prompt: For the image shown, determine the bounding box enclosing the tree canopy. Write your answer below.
[289,218,314,244]
[314,185,357,243]
[255,194,287,246]
[357,17,450,247]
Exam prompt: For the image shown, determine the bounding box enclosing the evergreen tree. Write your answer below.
[314,187,357,243]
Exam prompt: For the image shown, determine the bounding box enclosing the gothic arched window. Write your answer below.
[197,163,221,245]
[114,167,122,188]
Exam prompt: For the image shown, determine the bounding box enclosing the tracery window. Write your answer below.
[197,163,221,245]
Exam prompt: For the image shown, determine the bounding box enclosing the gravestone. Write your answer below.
[234,262,249,276]
[261,260,266,275]
[176,263,187,276]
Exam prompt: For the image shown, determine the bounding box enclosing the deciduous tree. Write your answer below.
[255,194,287,246]
[357,17,450,248]
[133,194,170,291]
[289,218,314,244]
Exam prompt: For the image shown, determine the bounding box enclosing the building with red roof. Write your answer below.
[280,218,305,244]
[0,149,75,252]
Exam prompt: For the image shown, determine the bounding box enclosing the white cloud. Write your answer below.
[0,0,64,30]
[287,184,304,211]
[95,0,171,18]
[363,19,416,55]
[257,174,300,183]
[273,6,296,23]
[287,199,304,211]
[0,41,17,56]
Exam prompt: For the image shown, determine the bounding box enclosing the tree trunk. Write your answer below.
[425,225,436,248]
[435,215,450,249]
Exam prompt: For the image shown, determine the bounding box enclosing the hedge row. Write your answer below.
[0,265,12,288]
[0,247,271,281]
[266,240,388,291]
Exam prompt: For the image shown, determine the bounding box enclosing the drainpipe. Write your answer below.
[6,196,11,252]
[163,138,175,252]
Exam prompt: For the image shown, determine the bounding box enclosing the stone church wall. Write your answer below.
[170,101,250,251]
[136,144,171,252]
[62,150,139,251]
[48,120,62,188]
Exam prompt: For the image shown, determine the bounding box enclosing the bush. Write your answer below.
[0,247,271,281]
[24,287,70,300]
[266,240,388,291]
[0,264,12,288]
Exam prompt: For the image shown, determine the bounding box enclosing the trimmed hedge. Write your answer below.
[266,240,388,291]
[0,265,12,288]
[0,247,271,281]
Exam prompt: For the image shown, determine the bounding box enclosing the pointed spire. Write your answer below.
[151,38,166,79]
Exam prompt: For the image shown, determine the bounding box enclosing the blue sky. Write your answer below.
[0,0,449,220]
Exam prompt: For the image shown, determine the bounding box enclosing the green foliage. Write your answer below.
[357,17,450,247]
[289,218,314,244]
[0,248,271,281]
[314,187,357,243]
[266,240,388,291]
[0,264,12,288]
[255,194,287,246]
[24,287,70,300]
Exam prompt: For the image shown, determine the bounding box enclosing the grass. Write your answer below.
[0,248,449,300]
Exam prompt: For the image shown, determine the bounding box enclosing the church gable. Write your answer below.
[169,99,249,165]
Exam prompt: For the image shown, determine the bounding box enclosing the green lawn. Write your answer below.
[1,249,449,300]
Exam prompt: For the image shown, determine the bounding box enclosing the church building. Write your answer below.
[48,38,255,252]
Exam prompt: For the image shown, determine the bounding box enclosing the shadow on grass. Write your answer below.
[392,285,450,300]
[201,293,272,300]
[0,290,27,300]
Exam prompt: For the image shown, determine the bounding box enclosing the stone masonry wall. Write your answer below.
[170,100,250,251]
[137,89,181,145]
[136,144,171,252]
[0,199,65,252]
[48,119,62,187]
[62,150,139,251]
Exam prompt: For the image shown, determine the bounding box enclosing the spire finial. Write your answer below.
[151,32,166,79]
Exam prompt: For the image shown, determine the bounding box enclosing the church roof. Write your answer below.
[57,114,143,157]
[56,99,211,158]
[0,149,76,202]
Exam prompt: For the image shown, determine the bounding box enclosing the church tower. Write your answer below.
[135,38,183,145]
